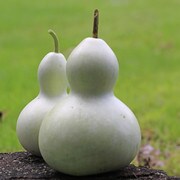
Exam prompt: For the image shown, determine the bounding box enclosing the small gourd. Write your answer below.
[16,30,67,156]
[39,10,141,175]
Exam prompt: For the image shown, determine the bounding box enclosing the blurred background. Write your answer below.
[0,0,179,176]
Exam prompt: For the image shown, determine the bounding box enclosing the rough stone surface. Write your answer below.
[0,152,179,180]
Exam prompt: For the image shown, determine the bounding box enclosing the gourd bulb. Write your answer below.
[38,52,67,97]
[67,38,119,95]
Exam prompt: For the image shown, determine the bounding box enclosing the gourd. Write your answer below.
[16,30,67,156]
[39,10,141,175]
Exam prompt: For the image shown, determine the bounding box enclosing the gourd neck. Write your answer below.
[70,89,114,99]
[38,71,67,98]
[39,89,67,98]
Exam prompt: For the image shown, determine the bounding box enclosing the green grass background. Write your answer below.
[0,0,179,176]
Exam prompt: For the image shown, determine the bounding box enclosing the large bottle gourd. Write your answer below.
[16,30,67,156]
[39,10,141,175]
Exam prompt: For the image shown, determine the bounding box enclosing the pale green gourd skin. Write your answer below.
[67,38,119,95]
[16,52,67,156]
[39,37,141,175]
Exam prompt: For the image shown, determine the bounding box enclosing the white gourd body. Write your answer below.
[16,52,67,156]
[39,38,141,175]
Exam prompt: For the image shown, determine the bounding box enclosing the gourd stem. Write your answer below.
[48,29,59,53]
[92,9,99,38]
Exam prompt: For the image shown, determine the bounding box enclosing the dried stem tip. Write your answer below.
[48,29,59,53]
[93,9,99,38]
